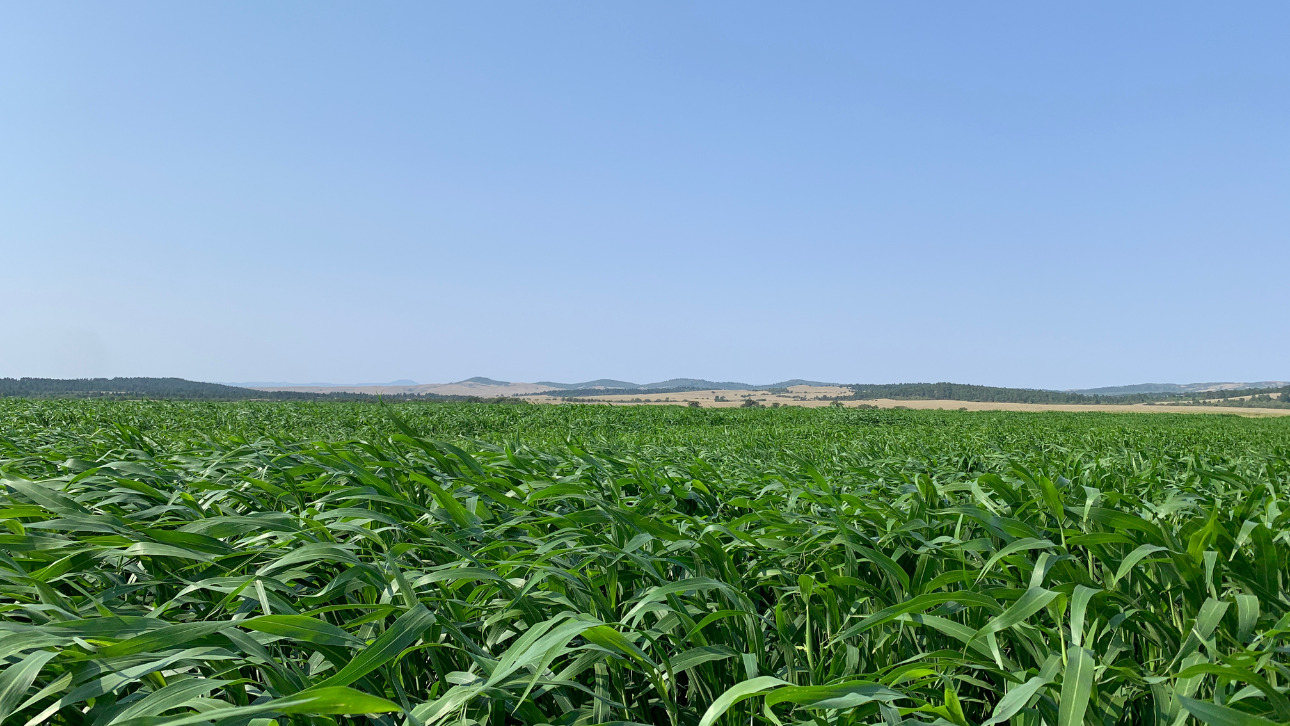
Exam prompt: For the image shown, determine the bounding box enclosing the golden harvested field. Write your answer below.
[252,381,555,396]
[538,385,1290,417]
[536,385,849,407]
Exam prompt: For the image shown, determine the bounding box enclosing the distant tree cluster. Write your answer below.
[1182,388,1290,410]
[0,378,272,400]
[844,383,1108,404]
[0,378,530,404]
[1188,386,1290,403]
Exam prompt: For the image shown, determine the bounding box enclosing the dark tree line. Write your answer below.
[844,383,1113,404]
[0,378,267,400]
[0,378,526,404]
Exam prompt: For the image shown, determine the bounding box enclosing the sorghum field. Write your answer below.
[2,400,1289,726]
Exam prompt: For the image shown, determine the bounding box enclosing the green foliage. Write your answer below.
[1186,390,1290,410]
[1,400,1289,725]
[845,382,1140,404]
[0,376,274,400]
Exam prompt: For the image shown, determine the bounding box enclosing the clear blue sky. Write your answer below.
[3,3,1287,388]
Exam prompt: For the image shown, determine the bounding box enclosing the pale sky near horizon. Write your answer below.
[3,3,1287,389]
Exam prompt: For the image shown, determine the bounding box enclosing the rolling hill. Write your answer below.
[1072,381,1290,396]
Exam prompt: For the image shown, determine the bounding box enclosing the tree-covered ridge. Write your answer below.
[0,378,521,403]
[844,382,1130,404]
[1186,386,1290,409]
[0,377,268,400]
[1073,381,1290,396]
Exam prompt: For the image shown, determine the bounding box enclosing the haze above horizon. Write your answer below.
[3,2,1287,390]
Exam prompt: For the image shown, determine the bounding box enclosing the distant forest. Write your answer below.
[0,378,275,400]
[844,383,1136,404]
[0,378,522,403]
[1183,386,1290,409]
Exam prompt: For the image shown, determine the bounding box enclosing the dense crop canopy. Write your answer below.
[1,400,1289,725]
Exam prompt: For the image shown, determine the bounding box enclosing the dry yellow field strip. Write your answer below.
[252,381,556,396]
[533,385,1290,417]
[250,381,1288,417]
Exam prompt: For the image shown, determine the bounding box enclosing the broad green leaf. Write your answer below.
[1179,697,1281,726]
[976,538,1056,583]
[1235,594,1259,643]
[624,577,734,625]
[835,591,1002,641]
[671,645,738,673]
[117,686,400,726]
[1070,585,1100,647]
[313,604,436,689]
[971,587,1060,643]
[100,622,232,658]
[764,681,905,710]
[983,663,1057,726]
[698,676,789,726]
[1059,645,1096,726]
[0,649,58,723]
[1111,544,1168,587]
[107,678,229,724]
[240,615,360,647]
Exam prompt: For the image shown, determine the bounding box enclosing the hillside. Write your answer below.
[1073,381,1290,396]
[0,378,502,402]
[0,377,286,400]
[8,376,1287,409]
[536,379,640,390]
[454,376,511,386]
[246,377,843,394]
[538,378,839,394]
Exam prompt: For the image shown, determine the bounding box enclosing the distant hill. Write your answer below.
[1069,383,1192,396]
[12,376,1283,407]
[1,377,284,400]
[227,379,421,387]
[538,379,640,390]
[240,375,826,394]
[0,377,478,402]
[639,378,753,390]
[1072,381,1290,396]
[537,378,841,395]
